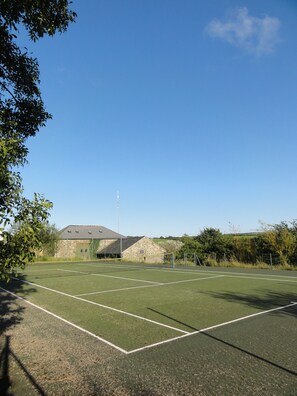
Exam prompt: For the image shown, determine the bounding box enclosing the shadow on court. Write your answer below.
[148,307,198,331]
[148,303,297,379]
[0,335,46,396]
[203,289,297,318]
[0,275,36,335]
[0,276,41,395]
[199,331,297,377]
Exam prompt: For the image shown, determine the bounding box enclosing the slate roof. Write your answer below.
[98,236,144,254]
[59,225,125,240]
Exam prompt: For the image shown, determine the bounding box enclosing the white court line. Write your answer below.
[75,275,224,297]
[127,301,297,354]
[75,263,142,270]
[2,285,296,355]
[74,262,297,282]
[75,275,223,297]
[57,269,87,275]
[159,268,297,281]
[58,269,163,285]
[0,286,128,354]
[75,283,161,297]
[161,274,224,285]
[146,269,297,283]
[226,275,297,283]
[73,264,297,284]
[27,263,297,284]
[214,274,297,283]
[12,277,188,335]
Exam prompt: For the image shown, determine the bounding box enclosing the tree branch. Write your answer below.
[0,80,17,102]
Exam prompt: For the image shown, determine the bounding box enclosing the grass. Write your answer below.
[34,256,87,262]
[207,260,297,270]
[1,260,297,394]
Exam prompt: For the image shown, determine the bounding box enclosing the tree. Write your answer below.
[225,234,258,263]
[176,236,204,262]
[257,222,296,265]
[37,223,60,256]
[0,1,76,280]
[195,227,227,261]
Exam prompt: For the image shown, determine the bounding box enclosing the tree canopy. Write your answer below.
[0,1,76,280]
[37,223,60,256]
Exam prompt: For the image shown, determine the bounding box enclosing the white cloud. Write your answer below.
[206,7,281,56]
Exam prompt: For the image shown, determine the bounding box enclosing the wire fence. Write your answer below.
[175,252,284,268]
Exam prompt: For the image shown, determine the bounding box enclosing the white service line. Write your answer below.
[75,275,224,297]
[0,286,128,354]
[58,269,163,285]
[163,274,224,285]
[127,301,297,354]
[57,269,87,275]
[75,263,142,270]
[12,277,189,335]
[75,283,161,297]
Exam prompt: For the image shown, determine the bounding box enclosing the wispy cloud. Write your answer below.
[206,7,281,56]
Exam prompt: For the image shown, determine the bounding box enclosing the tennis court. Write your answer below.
[1,261,297,394]
[1,261,297,353]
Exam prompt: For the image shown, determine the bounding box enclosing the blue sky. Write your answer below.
[20,0,297,237]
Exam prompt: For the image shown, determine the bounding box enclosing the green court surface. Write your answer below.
[1,261,296,354]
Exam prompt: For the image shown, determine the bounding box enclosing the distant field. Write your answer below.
[1,261,297,395]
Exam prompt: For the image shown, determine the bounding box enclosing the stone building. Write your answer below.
[56,225,124,259]
[97,236,166,263]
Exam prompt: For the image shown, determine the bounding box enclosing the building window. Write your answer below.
[139,249,145,254]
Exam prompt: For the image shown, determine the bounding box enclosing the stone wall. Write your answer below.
[56,237,165,262]
[97,239,117,251]
[56,239,118,259]
[123,237,166,263]
[55,240,90,258]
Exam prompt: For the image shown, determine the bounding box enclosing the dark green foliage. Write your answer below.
[225,235,258,263]
[257,221,297,265]
[176,236,204,260]
[195,228,228,262]
[36,222,60,256]
[177,222,297,267]
[0,194,52,280]
[89,239,100,259]
[0,1,76,279]
[0,1,76,41]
